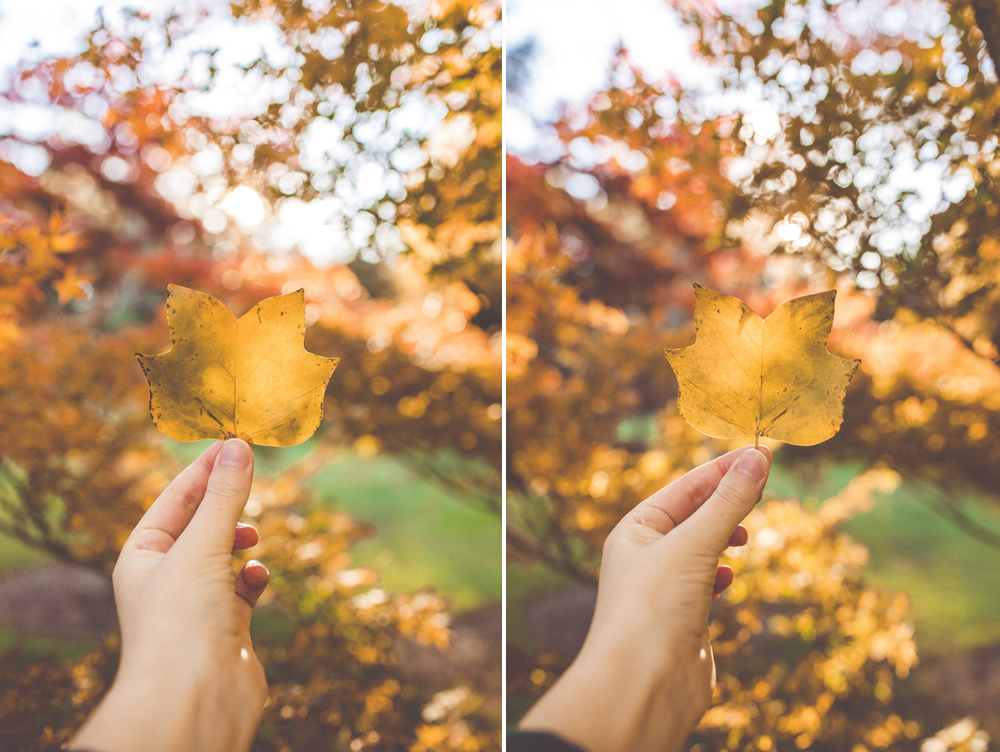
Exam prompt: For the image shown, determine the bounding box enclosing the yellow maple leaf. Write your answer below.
[137,285,339,447]
[664,285,859,447]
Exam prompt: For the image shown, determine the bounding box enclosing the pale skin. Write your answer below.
[519,445,772,752]
[70,439,270,752]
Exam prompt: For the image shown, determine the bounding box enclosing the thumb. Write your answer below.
[680,448,769,555]
[178,439,254,555]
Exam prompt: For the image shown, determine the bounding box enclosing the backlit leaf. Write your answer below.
[137,285,339,446]
[664,285,859,446]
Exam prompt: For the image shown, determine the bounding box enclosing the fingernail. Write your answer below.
[236,522,250,529]
[246,560,270,586]
[220,439,251,468]
[735,449,768,481]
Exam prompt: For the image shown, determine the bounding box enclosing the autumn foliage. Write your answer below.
[0,1,500,749]
[507,1,1000,745]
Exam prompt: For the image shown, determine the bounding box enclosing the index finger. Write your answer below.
[627,445,772,535]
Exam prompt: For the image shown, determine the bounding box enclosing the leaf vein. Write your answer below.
[759,379,814,426]
[679,375,753,431]
[177,379,234,423]
[709,310,758,390]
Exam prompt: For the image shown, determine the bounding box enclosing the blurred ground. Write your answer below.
[0,564,115,642]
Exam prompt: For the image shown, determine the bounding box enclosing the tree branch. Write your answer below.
[971,0,1000,72]
[0,460,75,562]
[915,485,1000,550]
[399,448,501,516]
[505,523,596,584]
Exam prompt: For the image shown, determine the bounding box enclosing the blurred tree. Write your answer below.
[682,0,1000,537]
[0,0,500,749]
[506,58,774,579]
[505,34,991,744]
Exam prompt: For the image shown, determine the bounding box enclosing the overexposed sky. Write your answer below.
[0,0,451,265]
[504,0,970,265]
[505,0,706,155]
[0,0,175,83]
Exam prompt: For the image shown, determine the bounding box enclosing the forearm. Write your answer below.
[71,677,198,752]
[518,639,710,752]
[70,671,253,752]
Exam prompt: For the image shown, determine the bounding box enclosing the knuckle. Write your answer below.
[712,479,752,512]
[205,473,247,500]
[628,505,675,534]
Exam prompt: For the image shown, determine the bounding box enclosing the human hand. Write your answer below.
[518,445,772,752]
[71,439,270,752]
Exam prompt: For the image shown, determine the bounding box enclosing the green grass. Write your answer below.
[0,534,52,576]
[768,458,1000,655]
[0,628,101,662]
[839,491,1000,652]
[308,454,501,611]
